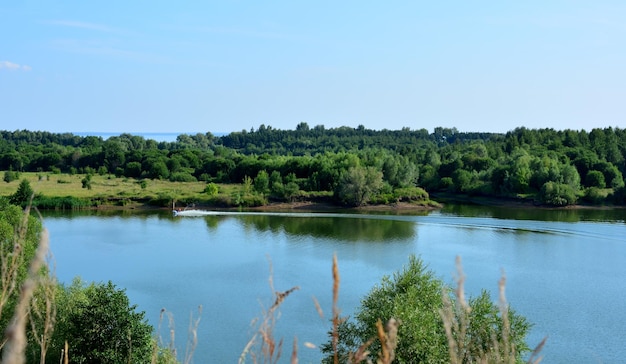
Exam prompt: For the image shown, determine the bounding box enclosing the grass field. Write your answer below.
[1,172,215,206]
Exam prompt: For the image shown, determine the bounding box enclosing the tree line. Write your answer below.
[1,125,625,206]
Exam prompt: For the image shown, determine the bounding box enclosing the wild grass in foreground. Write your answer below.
[239,254,545,364]
[1,199,545,363]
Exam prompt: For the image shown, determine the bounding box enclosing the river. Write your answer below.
[42,205,626,363]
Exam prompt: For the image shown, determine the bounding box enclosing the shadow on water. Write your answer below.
[441,204,626,223]
[204,214,417,242]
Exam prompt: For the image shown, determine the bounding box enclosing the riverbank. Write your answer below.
[3,172,621,213]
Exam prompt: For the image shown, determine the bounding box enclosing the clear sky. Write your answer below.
[1,1,625,134]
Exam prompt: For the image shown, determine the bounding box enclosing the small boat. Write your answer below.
[172,209,218,217]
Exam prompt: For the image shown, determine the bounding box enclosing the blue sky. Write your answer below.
[1,1,625,134]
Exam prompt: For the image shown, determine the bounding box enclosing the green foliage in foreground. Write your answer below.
[321,255,531,363]
[0,201,176,364]
[47,278,154,364]
[0,198,42,331]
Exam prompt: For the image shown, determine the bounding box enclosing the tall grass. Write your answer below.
[440,256,546,364]
[1,203,54,364]
[239,258,300,364]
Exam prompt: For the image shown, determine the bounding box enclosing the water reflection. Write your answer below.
[203,214,417,242]
[441,204,626,223]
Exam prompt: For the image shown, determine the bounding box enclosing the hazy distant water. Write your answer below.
[71,132,227,142]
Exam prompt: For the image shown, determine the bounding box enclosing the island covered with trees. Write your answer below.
[1,124,625,209]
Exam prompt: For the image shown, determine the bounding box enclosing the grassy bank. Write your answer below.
[1,172,209,208]
[1,172,441,211]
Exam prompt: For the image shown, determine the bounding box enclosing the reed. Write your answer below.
[1,203,51,364]
[239,258,299,364]
[440,256,546,364]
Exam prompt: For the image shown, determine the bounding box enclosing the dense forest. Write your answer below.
[1,124,625,207]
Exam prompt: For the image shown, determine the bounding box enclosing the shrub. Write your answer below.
[321,255,531,363]
[440,177,454,191]
[585,170,606,188]
[394,186,429,202]
[31,196,93,210]
[10,179,35,206]
[204,182,219,196]
[3,170,19,183]
[81,174,92,190]
[538,181,577,206]
[583,187,608,204]
[169,172,197,182]
[50,279,154,364]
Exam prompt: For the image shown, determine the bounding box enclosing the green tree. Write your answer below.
[81,174,93,190]
[538,181,577,206]
[253,170,270,195]
[508,150,532,193]
[335,166,383,206]
[321,256,531,363]
[3,170,19,183]
[204,182,219,196]
[125,161,143,178]
[585,170,606,188]
[10,179,35,206]
[51,279,153,364]
[452,169,473,193]
[269,170,284,197]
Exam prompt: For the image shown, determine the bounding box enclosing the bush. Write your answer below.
[204,182,219,196]
[611,186,626,205]
[50,279,154,364]
[583,187,608,204]
[394,186,429,202]
[169,172,198,182]
[81,174,93,190]
[3,170,19,183]
[538,181,577,206]
[10,179,35,206]
[440,177,454,191]
[585,170,606,188]
[31,196,93,210]
[321,255,531,363]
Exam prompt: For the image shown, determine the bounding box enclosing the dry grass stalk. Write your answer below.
[153,305,200,364]
[183,305,202,364]
[498,273,512,362]
[312,296,324,320]
[332,253,340,364]
[441,256,546,364]
[526,336,546,364]
[0,203,34,332]
[374,318,399,364]
[290,336,298,364]
[347,318,399,364]
[153,308,178,363]
[239,258,299,364]
[1,224,49,364]
[27,269,57,364]
[440,255,471,364]
[349,338,374,364]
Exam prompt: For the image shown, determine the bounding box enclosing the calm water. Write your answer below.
[42,206,626,363]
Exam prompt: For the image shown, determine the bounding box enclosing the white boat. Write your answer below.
[172,209,218,217]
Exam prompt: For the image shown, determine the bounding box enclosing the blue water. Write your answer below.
[43,208,626,363]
